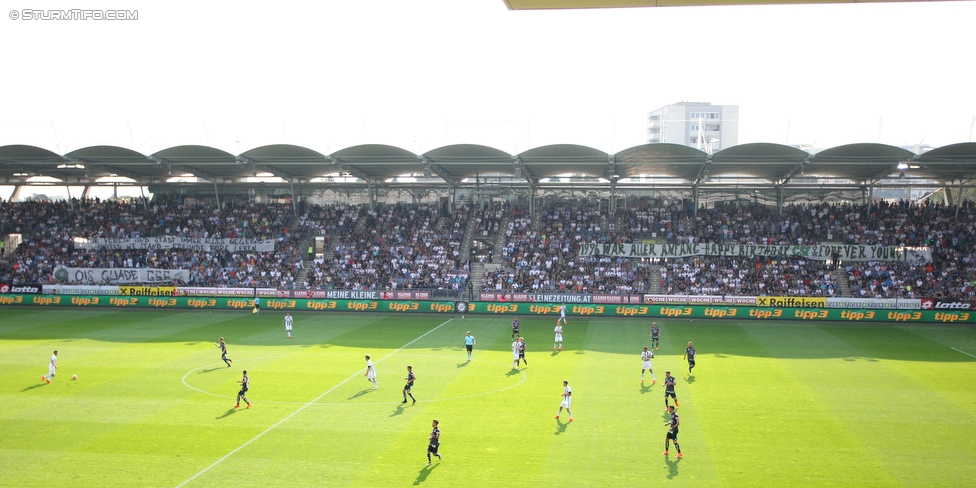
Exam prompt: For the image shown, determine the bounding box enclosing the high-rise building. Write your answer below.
[646,102,738,152]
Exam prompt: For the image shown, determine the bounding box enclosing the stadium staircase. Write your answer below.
[493,211,511,258]
[833,268,851,297]
[647,263,663,294]
[469,262,485,293]
[459,208,478,263]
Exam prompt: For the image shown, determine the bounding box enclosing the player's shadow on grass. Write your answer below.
[390,405,406,417]
[22,383,46,392]
[551,350,560,357]
[215,408,237,420]
[664,456,681,479]
[456,361,469,369]
[413,462,439,485]
[554,419,570,435]
[197,367,225,374]
[505,369,521,377]
[349,389,374,400]
[640,383,652,394]
[685,375,696,384]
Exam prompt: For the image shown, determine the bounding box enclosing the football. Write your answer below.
[71,374,77,380]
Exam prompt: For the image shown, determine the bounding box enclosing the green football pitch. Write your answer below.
[2,308,975,487]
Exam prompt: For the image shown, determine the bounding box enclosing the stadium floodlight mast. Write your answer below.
[706,138,720,155]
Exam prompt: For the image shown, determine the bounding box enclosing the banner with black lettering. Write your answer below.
[73,237,275,252]
[579,242,931,263]
[54,267,189,284]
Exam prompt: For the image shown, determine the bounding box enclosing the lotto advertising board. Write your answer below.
[3,294,974,323]
[0,294,456,314]
[459,301,976,324]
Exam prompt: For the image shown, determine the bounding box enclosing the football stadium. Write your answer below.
[3,1,976,487]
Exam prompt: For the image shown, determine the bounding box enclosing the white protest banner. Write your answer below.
[579,242,931,263]
[73,237,275,252]
[54,267,189,284]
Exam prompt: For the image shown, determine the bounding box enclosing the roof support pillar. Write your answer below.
[956,181,964,219]
[692,185,699,219]
[610,179,617,214]
[530,187,536,220]
[290,181,298,216]
[81,185,92,199]
[9,185,22,202]
[865,186,873,220]
[65,184,74,210]
[213,180,221,209]
[776,187,784,215]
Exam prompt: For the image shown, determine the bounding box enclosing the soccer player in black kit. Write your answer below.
[402,365,417,404]
[664,370,679,411]
[683,341,696,375]
[518,337,527,366]
[215,337,233,367]
[426,419,442,465]
[511,317,520,341]
[650,322,660,350]
[663,405,682,458]
[235,370,251,409]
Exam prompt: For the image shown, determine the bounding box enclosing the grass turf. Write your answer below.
[1,308,975,487]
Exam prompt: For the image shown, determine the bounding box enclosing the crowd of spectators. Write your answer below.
[661,256,839,296]
[307,203,470,291]
[295,203,360,239]
[3,196,976,300]
[841,200,976,299]
[481,199,976,300]
[481,206,651,293]
[474,201,508,236]
[0,198,303,288]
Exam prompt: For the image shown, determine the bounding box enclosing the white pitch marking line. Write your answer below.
[181,356,526,405]
[950,347,976,359]
[176,318,454,488]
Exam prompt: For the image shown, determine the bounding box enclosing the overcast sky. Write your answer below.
[2,0,975,157]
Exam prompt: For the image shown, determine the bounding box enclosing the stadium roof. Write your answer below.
[503,0,960,9]
[2,142,976,189]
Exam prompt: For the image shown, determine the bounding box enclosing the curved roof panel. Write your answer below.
[66,145,162,181]
[151,145,243,181]
[0,144,63,162]
[0,145,68,180]
[240,144,332,180]
[331,144,422,180]
[917,142,976,162]
[518,144,610,179]
[913,142,976,182]
[808,143,916,183]
[423,144,515,179]
[709,143,809,182]
[615,143,706,180]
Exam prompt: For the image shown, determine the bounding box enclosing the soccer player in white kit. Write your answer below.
[553,321,563,351]
[42,350,58,383]
[642,346,656,384]
[558,303,568,325]
[365,355,378,389]
[555,380,573,422]
[283,313,294,338]
[511,339,521,369]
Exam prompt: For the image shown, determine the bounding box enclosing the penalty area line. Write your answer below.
[175,317,455,488]
[950,347,976,359]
